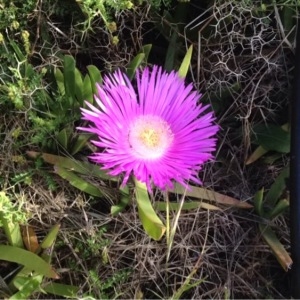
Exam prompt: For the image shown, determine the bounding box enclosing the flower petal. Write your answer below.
[78,66,219,190]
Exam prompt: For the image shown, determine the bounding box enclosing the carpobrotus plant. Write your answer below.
[78,65,218,241]
[79,66,219,191]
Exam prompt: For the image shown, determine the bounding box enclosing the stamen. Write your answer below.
[129,115,173,159]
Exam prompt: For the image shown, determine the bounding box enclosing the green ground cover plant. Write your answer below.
[0,0,295,298]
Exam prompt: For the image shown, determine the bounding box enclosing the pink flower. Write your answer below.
[78,66,219,190]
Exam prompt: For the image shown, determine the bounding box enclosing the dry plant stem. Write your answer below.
[166,188,187,263]
[169,209,210,300]
[165,190,170,262]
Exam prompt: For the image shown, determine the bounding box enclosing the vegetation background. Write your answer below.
[0,0,294,298]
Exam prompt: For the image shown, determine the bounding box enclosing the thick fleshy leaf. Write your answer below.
[63,55,76,100]
[266,199,289,219]
[10,224,59,293]
[134,179,166,240]
[265,165,289,207]
[40,224,60,250]
[259,224,292,271]
[82,74,94,103]
[165,37,177,71]
[245,145,268,165]
[10,275,43,300]
[282,5,295,39]
[43,282,79,298]
[54,166,104,197]
[253,124,290,153]
[178,45,193,78]
[70,133,93,155]
[141,44,152,63]
[74,67,84,104]
[155,201,220,211]
[247,123,290,164]
[87,65,102,94]
[26,151,114,181]
[124,44,152,81]
[126,53,145,80]
[111,186,130,216]
[0,245,59,279]
[54,68,65,95]
[9,39,26,61]
[0,192,24,248]
[56,128,69,149]
[172,184,252,208]
[171,278,206,300]
[254,188,265,217]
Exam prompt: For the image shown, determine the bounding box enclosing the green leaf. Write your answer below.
[74,68,84,105]
[26,151,114,181]
[10,275,43,300]
[164,31,177,72]
[160,10,177,72]
[9,39,26,61]
[25,64,35,80]
[0,245,59,279]
[0,192,24,248]
[54,166,104,197]
[70,133,93,155]
[9,224,58,291]
[259,224,292,271]
[111,186,130,216]
[56,128,69,149]
[54,68,65,95]
[282,5,295,35]
[245,145,268,165]
[155,201,221,211]
[254,188,265,217]
[40,224,60,250]
[140,44,152,63]
[265,165,289,208]
[82,75,94,103]
[63,55,76,100]
[126,53,145,80]
[253,124,290,153]
[171,278,206,300]
[164,1,189,72]
[87,65,102,94]
[43,282,79,298]
[134,178,166,240]
[171,184,252,208]
[247,124,290,164]
[266,198,289,219]
[178,45,193,78]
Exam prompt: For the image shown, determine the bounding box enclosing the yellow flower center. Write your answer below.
[139,128,160,148]
[129,115,173,159]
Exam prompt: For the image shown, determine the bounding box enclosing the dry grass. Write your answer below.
[3,177,288,298]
